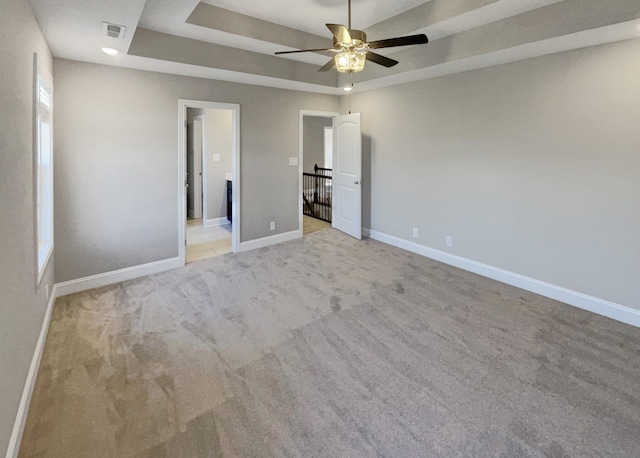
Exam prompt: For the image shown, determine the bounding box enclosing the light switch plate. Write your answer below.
[212,154,221,162]
[288,157,298,166]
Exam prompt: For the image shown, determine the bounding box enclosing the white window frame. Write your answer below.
[34,57,54,284]
[323,126,333,169]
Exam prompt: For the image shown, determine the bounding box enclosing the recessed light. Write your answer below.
[343,86,353,92]
[101,47,119,57]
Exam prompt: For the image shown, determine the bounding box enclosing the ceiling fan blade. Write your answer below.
[365,52,398,68]
[317,58,336,72]
[275,48,334,55]
[326,23,352,45]
[367,34,429,49]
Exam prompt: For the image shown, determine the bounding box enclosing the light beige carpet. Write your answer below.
[20,229,640,457]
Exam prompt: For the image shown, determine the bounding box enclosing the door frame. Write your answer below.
[179,100,240,265]
[298,110,339,234]
[193,114,204,220]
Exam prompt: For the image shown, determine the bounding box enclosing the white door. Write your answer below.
[332,113,362,239]
[193,116,204,219]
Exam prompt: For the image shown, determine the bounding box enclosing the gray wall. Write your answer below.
[204,109,232,220]
[344,38,640,309]
[53,59,339,282]
[303,116,332,174]
[0,0,54,454]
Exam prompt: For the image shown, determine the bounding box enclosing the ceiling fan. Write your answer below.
[274,0,429,73]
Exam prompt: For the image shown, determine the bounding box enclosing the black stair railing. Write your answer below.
[303,164,332,223]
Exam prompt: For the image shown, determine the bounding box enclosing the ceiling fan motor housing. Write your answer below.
[334,29,367,49]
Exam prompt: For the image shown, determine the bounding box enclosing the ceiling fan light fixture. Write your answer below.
[274,2,428,73]
[335,51,366,73]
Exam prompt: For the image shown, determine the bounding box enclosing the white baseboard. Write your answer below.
[239,229,302,253]
[55,257,183,297]
[5,285,58,458]
[366,229,640,329]
[203,217,230,228]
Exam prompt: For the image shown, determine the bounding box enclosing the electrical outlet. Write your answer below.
[212,153,221,162]
[446,236,453,247]
[412,227,419,238]
[270,221,276,231]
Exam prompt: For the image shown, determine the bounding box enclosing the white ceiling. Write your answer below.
[28,0,640,95]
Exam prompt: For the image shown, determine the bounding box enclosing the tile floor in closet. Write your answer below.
[186,218,232,263]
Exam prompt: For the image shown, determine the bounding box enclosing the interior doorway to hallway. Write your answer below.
[179,100,240,265]
[299,110,338,236]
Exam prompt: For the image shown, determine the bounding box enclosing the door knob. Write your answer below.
[354,180,359,185]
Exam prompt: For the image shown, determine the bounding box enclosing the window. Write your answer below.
[35,60,53,283]
[323,126,333,169]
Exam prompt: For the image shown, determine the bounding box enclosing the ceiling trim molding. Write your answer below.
[128,28,339,87]
[186,2,331,53]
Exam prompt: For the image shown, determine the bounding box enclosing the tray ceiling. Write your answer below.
[28,0,640,94]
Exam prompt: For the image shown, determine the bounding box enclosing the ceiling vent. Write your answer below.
[102,22,126,39]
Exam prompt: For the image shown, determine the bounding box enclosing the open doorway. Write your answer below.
[185,109,233,262]
[179,100,240,265]
[299,110,339,236]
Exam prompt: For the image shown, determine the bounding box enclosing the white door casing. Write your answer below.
[332,113,362,240]
[193,115,204,219]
